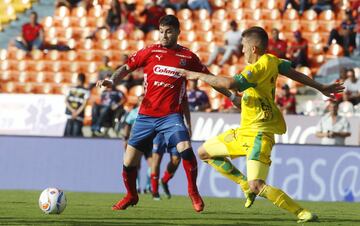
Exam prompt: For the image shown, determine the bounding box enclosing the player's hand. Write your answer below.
[176,68,199,80]
[320,82,344,99]
[96,79,113,88]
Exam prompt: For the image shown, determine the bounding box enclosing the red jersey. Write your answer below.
[22,23,43,42]
[268,39,287,58]
[127,44,209,117]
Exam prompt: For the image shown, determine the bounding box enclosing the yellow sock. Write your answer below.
[206,158,250,192]
[258,185,303,215]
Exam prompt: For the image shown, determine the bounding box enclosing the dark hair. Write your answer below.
[346,68,355,75]
[242,26,269,53]
[159,15,180,31]
[78,73,86,83]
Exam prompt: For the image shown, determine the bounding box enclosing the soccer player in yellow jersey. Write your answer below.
[177,26,344,223]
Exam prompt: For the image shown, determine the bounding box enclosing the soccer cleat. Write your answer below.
[297,210,319,223]
[152,193,161,201]
[189,192,204,212]
[112,195,138,210]
[244,191,256,208]
[160,179,171,199]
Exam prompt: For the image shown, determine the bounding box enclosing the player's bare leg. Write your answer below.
[198,145,255,208]
[160,155,181,199]
[248,160,318,223]
[177,141,204,212]
[112,145,143,210]
[151,152,163,200]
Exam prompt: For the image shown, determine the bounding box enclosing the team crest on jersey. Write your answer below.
[179,59,187,66]
[246,70,252,77]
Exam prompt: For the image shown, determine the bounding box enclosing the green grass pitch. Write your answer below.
[0,190,359,226]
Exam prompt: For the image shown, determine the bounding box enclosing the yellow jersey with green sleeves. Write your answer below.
[233,54,291,134]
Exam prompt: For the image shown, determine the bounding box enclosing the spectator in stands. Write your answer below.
[338,91,355,117]
[282,0,308,15]
[187,80,210,111]
[160,0,188,11]
[64,73,90,137]
[56,0,92,10]
[91,83,126,136]
[120,2,139,34]
[86,0,122,39]
[315,100,351,145]
[334,68,348,102]
[324,10,356,56]
[140,0,166,34]
[311,0,333,13]
[206,20,242,66]
[344,68,360,105]
[276,84,297,114]
[188,0,212,14]
[14,11,44,52]
[98,56,114,81]
[287,30,308,68]
[355,5,360,56]
[268,28,287,59]
[220,97,240,113]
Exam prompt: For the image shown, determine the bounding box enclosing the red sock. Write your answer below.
[122,165,138,198]
[161,170,174,184]
[181,149,199,194]
[151,173,159,194]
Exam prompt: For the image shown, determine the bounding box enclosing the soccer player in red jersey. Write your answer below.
[97,15,236,212]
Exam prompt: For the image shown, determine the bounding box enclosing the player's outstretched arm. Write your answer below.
[178,69,241,108]
[177,69,238,90]
[283,68,345,98]
[96,64,133,88]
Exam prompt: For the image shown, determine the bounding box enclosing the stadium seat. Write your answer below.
[180,31,196,42]
[230,9,245,21]
[54,6,70,18]
[2,81,15,93]
[165,7,175,15]
[209,96,223,112]
[319,10,335,21]
[194,9,210,21]
[282,8,299,20]
[197,31,214,43]
[282,20,301,32]
[302,9,317,21]
[243,0,261,9]
[180,19,193,31]
[129,29,144,41]
[71,6,87,18]
[263,0,282,9]
[300,20,319,33]
[196,19,212,31]
[88,4,103,18]
[177,8,192,20]
[318,21,336,32]
[226,0,243,10]
[326,43,344,58]
[263,9,281,20]
[145,30,160,42]
[210,0,225,9]
[212,9,227,21]
[114,28,127,40]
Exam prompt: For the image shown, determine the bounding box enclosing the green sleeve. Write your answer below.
[233,74,257,92]
[278,60,292,74]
